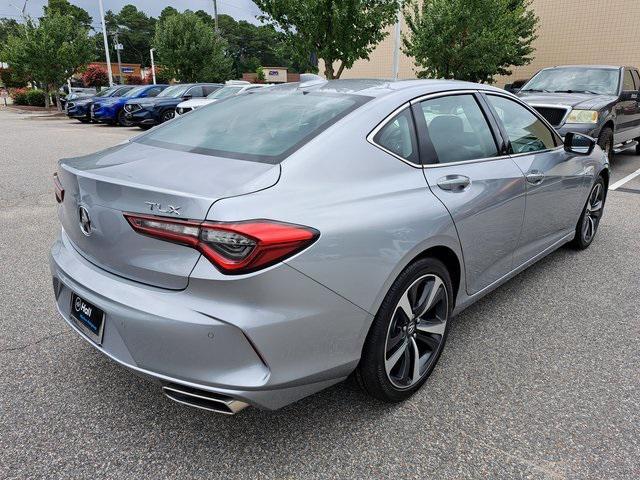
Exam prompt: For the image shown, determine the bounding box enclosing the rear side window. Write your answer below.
[416,94,498,164]
[202,85,220,96]
[145,87,163,97]
[486,95,557,154]
[623,69,635,90]
[136,91,369,163]
[373,108,418,164]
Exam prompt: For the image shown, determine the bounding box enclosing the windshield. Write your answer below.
[522,68,620,95]
[136,91,369,163]
[158,84,190,98]
[95,87,116,97]
[112,86,133,97]
[123,86,147,98]
[207,86,243,99]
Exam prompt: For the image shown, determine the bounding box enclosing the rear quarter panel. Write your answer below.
[207,99,463,317]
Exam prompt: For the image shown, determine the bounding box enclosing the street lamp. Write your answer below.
[150,48,157,85]
[98,0,114,86]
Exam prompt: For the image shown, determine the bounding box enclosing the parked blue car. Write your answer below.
[92,84,169,126]
[66,86,134,123]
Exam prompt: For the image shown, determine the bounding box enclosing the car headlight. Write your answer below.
[567,110,598,124]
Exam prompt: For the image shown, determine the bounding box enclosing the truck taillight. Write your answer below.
[124,214,319,274]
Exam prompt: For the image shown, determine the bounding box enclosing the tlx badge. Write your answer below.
[145,202,181,215]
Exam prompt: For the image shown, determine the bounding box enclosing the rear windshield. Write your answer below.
[136,91,369,163]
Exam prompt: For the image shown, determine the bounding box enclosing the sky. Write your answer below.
[0,0,263,27]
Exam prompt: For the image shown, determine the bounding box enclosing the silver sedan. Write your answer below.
[50,78,608,413]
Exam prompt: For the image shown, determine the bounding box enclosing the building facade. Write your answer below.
[338,0,640,86]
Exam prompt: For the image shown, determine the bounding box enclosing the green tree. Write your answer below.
[403,0,538,83]
[0,18,21,46]
[158,6,179,24]
[153,12,233,82]
[254,0,401,79]
[43,0,92,29]
[100,5,156,67]
[1,14,93,108]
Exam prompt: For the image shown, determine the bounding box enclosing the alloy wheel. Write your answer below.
[384,274,448,389]
[582,182,604,243]
[162,110,175,122]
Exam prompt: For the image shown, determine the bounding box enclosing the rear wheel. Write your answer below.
[356,257,452,403]
[571,177,605,250]
[597,127,614,163]
[161,109,175,123]
[117,109,133,127]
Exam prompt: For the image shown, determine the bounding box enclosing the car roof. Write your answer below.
[275,78,505,98]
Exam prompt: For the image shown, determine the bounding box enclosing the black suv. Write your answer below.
[123,83,221,129]
[517,65,640,161]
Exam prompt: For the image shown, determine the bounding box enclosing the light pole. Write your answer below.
[150,48,157,85]
[212,0,219,33]
[98,0,114,86]
[113,30,124,84]
[392,2,402,81]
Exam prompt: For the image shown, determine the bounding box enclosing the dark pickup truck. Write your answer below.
[517,65,640,161]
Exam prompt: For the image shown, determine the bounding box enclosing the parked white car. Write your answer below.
[175,81,269,115]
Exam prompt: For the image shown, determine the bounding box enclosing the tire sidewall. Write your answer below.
[574,177,606,249]
[358,257,454,402]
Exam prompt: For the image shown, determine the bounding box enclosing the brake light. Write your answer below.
[53,173,64,203]
[124,214,319,274]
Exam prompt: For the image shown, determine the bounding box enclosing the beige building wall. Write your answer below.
[338,0,640,86]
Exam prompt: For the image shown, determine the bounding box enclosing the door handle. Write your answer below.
[437,175,471,192]
[525,170,545,185]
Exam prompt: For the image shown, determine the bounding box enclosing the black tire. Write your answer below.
[635,137,640,155]
[356,257,453,403]
[138,125,152,130]
[597,127,614,163]
[160,109,175,123]
[571,176,606,250]
[117,109,133,127]
[77,118,91,124]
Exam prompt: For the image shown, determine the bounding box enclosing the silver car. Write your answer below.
[50,78,608,414]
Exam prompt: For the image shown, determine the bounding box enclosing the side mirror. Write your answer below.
[620,90,639,101]
[182,94,192,100]
[564,132,596,155]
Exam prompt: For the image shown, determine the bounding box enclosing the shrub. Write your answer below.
[11,87,29,105]
[25,89,46,106]
[124,74,144,85]
[82,65,109,88]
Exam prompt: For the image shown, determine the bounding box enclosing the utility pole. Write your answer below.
[212,0,219,33]
[98,0,114,86]
[392,2,402,81]
[150,48,157,85]
[114,30,124,85]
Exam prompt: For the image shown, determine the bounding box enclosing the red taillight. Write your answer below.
[53,173,64,203]
[124,214,319,274]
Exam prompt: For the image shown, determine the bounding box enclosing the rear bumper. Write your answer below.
[49,230,371,410]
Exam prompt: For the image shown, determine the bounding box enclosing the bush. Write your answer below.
[25,89,46,106]
[124,74,144,85]
[82,65,109,88]
[11,87,29,105]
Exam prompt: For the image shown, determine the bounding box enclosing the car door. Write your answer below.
[483,93,588,265]
[415,92,527,295]
[615,68,640,144]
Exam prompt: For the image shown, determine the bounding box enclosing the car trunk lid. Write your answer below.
[57,141,280,289]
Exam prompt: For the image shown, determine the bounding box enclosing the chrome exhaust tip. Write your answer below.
[162,383,249,415]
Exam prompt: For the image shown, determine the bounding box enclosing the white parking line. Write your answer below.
[609,168,640,190]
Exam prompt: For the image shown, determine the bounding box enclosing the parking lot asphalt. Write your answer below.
[0,108,638,479]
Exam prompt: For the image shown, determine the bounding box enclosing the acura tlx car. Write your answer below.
[51,77,608,414]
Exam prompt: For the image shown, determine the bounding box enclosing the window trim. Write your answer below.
[368,89,565,169]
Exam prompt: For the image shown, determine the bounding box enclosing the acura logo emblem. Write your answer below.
[78,206,92,236]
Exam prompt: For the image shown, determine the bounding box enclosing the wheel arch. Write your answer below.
[406,245,462,308]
